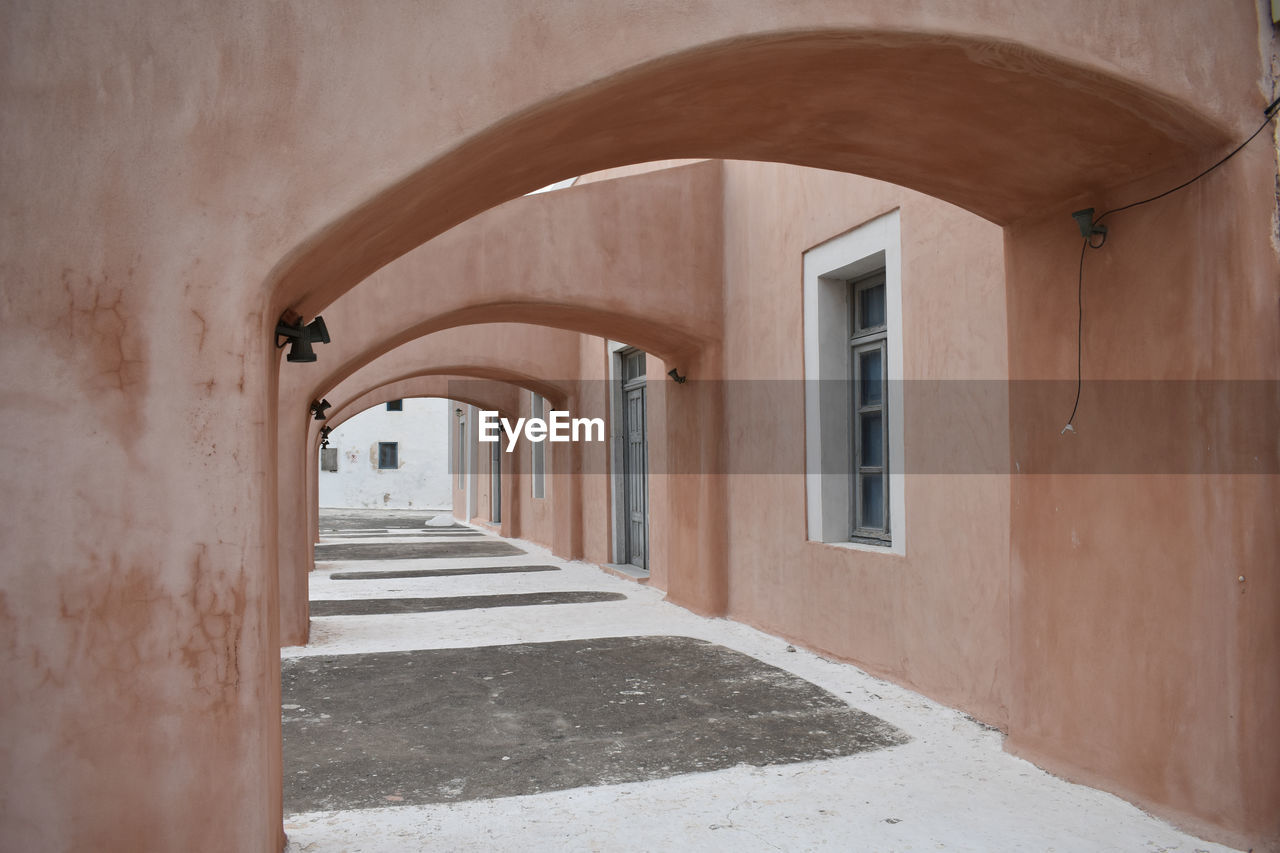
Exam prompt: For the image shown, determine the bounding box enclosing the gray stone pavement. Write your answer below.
[283,510,1239,852]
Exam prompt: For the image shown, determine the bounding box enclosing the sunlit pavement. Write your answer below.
[282,510,1238,853]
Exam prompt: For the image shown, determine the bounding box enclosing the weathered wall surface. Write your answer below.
[1,2,1274,851]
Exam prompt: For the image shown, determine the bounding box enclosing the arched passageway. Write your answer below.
[4,5,1276,851]
[267,28,1234,319]
[279,327,584,646]
[277,159,724,412]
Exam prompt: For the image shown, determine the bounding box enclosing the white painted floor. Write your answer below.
[283,524,1238,853]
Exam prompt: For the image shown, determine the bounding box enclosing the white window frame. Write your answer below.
[455,412,466,490]
[530,392,546,499]
[803,210,906,555]
[605,339,647,568]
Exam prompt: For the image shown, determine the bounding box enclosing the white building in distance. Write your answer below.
[318,397,452,509]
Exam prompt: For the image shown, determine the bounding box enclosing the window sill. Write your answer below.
[602,563,650,582]
[808,538,905,558]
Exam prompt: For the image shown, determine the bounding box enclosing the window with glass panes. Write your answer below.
[530,392,546,499]
[455,417,465,488]
[850,272,889,542]
[378,442,398,470]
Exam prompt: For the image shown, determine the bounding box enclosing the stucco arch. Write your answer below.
[323,379,523,433]
[279,326,592,645]
[267,27,1234,321]
[265,25,1249,706]
[315,324,588,415]
[4,4,1276,852]
[310,375,524,570]
[277,160,723,412]
[297,375,535,629]
[311,377,531,548]
[287,366,592,644]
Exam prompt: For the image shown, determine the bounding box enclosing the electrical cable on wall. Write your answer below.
[1061,94,1280,435]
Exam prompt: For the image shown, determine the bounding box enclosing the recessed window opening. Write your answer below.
[803,210,905,555]
[455,415,466,489]
[378,442,398,470]
[531,392,546,499]
[609,344,649,572]
[385,399,403,411]
[320,447,338,472]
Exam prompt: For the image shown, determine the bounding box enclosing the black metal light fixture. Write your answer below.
[667,368,686,384]
[310,399,331,421]
[1071,208,1107,240]
[319,425,332,448]
[276,313,331,363]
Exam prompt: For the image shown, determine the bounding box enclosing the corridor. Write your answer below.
[281,510,1237,852]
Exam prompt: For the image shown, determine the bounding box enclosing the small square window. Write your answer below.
[856,281,886,332]
[623,350,646,384]
[378,442,398,469]
[386,399,403,411]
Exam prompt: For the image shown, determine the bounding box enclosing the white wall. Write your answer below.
[318,397,452,509]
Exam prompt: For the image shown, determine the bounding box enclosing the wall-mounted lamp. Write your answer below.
[454,407,465,421]
[319,425,332,448]
[310,398,331,421]
[667,368,687,384]
[1071,208,1107,240]
[276,313,331,363]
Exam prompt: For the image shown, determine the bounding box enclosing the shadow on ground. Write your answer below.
[310,591,626,616]
[283,636,909,813]
[315,540,526,561]
[331,565,560,580]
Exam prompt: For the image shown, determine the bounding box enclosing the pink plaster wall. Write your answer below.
[714,161,1012,725]
[2,3,1274,851]
[576,337,616,566]
[1003,138,1280,847]
[435,150,1279,848]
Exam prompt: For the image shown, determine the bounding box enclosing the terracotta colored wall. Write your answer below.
[715,161,1012,725]
[1,3,1273,851]
[1003,138,1280,848]
[502,336,617,557]
[512,387,558,549]
[575,336,615,565]
[435,150,1279,847]
[277,158,727,419]
[275,164,727,644]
